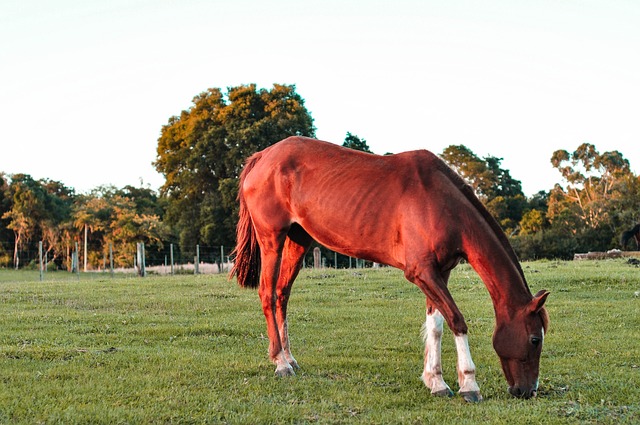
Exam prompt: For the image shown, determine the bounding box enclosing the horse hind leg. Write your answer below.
[276,224,313,371]
[256,230,294,377]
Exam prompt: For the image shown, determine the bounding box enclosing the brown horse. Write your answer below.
[621,224,640,250]
[231,137,549,401]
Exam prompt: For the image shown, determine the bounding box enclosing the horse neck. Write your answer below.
[464,233,532,317]
[435,164,532,315]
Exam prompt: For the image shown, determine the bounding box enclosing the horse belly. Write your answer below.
[290,191,404,267]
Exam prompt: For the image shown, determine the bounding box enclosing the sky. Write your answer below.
[1,0,639,196]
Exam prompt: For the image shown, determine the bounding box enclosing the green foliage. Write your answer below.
[440,145,527,234]
[521,143,640,258]
[0,262,638,423]
[2,104,640,265]
[154,84,315,253]
[72,187,169,269]
[508,143,640,260]
[342,132,372,153]
[0,176,168,271]
[549,143,633,229]
[520,209,545,235]
[1,175,75,269]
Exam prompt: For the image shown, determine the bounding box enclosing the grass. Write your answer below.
[0,260,638,424]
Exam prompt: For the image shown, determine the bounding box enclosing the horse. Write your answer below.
[230,137,549,401]
[621,224,640,250]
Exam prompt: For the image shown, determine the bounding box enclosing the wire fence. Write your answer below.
[0,240,378,282]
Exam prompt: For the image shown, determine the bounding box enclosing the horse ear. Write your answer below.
[530,290,550,313]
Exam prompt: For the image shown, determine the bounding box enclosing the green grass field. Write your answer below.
[0,260,638,424]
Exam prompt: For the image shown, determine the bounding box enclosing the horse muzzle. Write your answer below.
[508,385,537,399]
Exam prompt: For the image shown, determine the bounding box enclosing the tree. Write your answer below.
[440,145,526,232]
[117,185,165,217]
[1,174,47,269]
[71,186,168,269]
[550,143,632,229]
[547,143,638,253]
[0,173,12,266]
[154,84,315,253]
[39,179,75,268]
[519,209,545,235]
[342,132,372,153]
[107,194,167,268]
[73,191,112,271]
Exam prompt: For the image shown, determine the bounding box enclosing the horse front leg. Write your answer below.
[422,305,453,397]
[454,334,482,402]
[407,262,483,402]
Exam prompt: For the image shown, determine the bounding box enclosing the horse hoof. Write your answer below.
[274,366,295,377]
[460,391,483,403]
[432,389,454,398]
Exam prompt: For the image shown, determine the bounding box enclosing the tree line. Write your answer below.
[2,84,639,270]
[442,142,640,258]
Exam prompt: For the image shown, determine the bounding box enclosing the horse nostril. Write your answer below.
[508,386,536,398]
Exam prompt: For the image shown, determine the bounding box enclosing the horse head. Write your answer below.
[492,290,550,399]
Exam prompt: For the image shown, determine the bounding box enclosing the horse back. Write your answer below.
[241,137,485,269]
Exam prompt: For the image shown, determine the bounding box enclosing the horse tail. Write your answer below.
[229,153,263,289]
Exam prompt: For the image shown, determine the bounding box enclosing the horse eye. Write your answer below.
[530,336,541,346]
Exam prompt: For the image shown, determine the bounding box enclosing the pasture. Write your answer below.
[0,260,638,424]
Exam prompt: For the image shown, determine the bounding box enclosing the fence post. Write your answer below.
[71,244,76,273]
[109,243,113,277]
[170,243,174,275]
[220,245,225,273]
[136,242,146,277]
[72,242,79,274]
[313,247,321,269]
[83,224,88,272]
[334,252,337,269]
[195,244,200,275]
[74,242,80,279]
[39,241,43,281]
[141,242,146,277]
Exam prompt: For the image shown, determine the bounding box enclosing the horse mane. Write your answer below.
[433,156,528,285]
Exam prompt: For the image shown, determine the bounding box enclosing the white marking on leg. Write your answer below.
[454,334,481,395]
[279,319,298,369]
[421,309,452,395]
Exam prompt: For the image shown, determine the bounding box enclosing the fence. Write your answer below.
[1,240,376,282]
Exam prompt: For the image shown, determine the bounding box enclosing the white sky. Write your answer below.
[1,0,639,196]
